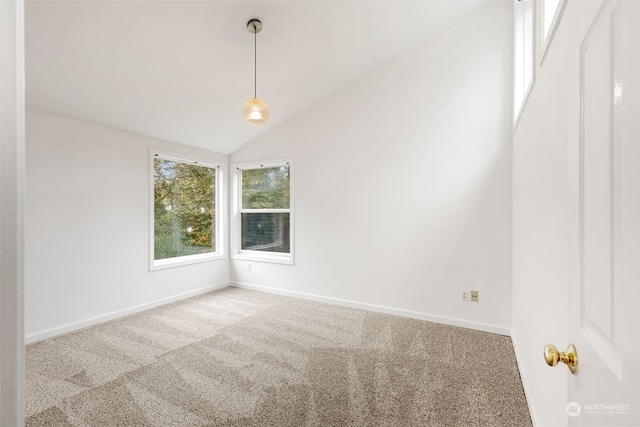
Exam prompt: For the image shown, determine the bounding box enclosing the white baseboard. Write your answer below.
[510,327,539,427]
[25,282,230,344]
[230,281,510,336]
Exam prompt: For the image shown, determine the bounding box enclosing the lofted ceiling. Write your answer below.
[26,0,493,154]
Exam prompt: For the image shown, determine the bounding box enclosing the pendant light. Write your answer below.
[242,19,269,125]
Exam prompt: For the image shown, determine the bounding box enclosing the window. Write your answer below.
[151,151,223,270]
[539,0,567,65]
[232,160,293,264]
[514,0,535,127]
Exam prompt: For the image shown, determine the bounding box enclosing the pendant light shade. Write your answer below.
[243,19,269,125]
[242,98,270,125]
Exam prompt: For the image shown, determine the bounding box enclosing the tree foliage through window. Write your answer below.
[154,157,216,260]
[242,166,290,209]
[241,165,290,253]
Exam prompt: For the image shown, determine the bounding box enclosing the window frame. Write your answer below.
[231,158,294,265]
[539,0,568,65]
[149,149,225,271]
[513,0,536,130]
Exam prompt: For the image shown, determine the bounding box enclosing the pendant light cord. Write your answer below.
[254,23,257,99]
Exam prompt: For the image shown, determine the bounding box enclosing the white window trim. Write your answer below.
[149,149,226,271]
[513,0,536,130]
[231,158,294,265]
[539,0,568,66]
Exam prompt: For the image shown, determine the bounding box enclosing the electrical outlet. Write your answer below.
[247,264,252,272]
[460,289,470,302]
[470,290,479,302]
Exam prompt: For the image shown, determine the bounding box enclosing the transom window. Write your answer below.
[514,0,535,127]
[540,0,567,64]
[151,151,223,270]
[542,0,561,39]
[232,160,293,264]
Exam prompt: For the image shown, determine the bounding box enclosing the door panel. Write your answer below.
[568,1,640,425]
[580,0,620,379]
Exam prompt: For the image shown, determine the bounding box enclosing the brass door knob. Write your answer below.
[544,343,578,374]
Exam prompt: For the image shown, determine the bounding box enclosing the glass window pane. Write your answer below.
[514,0,534,123]
[154,158,216,260]
[241,213,290,253]
[242,165,290,209]
[543,0,561,40]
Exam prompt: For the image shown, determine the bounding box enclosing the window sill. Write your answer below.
[150,252,226,271]
[232,251,293,265]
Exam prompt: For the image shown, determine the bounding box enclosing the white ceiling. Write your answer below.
[26,0,493,154]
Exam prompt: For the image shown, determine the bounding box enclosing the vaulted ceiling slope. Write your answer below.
[26,0,494,155]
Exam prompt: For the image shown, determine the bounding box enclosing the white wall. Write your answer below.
[511,4,571,426]
[25,110,229,341]
[230,2,513,334]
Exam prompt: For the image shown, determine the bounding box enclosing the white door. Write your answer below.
[566,0,640,425]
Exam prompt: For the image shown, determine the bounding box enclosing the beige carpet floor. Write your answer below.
[25,287,532,426]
